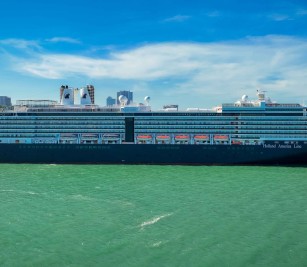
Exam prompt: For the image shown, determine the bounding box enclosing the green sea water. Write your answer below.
[0,164,306,267]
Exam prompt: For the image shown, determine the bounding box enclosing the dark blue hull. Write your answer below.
[0,142,307,165]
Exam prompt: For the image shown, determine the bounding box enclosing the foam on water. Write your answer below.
[1,189,41,195]
[140,213,173,228]
[151,241,163,247]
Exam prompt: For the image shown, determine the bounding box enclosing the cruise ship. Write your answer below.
[0,86,306,165]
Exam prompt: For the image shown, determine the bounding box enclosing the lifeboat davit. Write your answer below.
[102,134,120,140]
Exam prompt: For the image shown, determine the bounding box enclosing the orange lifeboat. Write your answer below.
[156,135,170,140]
[213,135,229,140]
[194,135,209,140]
[175,135,190,140]
[137,135,152,140]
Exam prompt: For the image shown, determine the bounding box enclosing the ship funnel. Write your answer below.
[60,88,74,105]
[80,87,91,105]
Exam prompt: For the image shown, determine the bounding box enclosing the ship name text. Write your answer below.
[263,144,302,149]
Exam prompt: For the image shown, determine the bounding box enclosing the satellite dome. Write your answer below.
[118,95,128,104]
[144,96,151,102]
[241,95,248,102]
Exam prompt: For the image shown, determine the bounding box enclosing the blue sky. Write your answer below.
[0,0,307,109]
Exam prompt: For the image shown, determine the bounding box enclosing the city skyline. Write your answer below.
[0,0,307,109]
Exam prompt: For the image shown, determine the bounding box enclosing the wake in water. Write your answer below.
[0,189,41,195]
[140,213,173,228]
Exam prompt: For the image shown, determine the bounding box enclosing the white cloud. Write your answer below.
[0,38,41,50]
[163,15,190,22]
[268,14,291,21]
[46,37,81,44]
[2,35,307,108]
[268,8,307,21]
[18,44,204,80]
[296,9,307,16]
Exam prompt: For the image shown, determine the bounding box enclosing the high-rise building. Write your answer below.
[106,96,116,106]
[116,90,133,105]
[86,85,95,104]
[0,96,12,106]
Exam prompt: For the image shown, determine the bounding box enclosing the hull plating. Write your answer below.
[0,143,307,165]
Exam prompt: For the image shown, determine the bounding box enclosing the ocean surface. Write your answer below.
[0,164,306,267]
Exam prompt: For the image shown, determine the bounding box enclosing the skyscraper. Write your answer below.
[106,96,116,106]
[86,85,95,104]
[0,96,12,106]
[116,90,133,105]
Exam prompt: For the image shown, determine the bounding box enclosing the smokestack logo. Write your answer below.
[82,93,87,99]
[64,93,70,99]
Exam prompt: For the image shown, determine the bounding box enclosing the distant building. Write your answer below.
[106,96,116,106]
[116,90,133,105]
[163,104,178,111]
[0,96,12,106]
[86,85,95,104]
